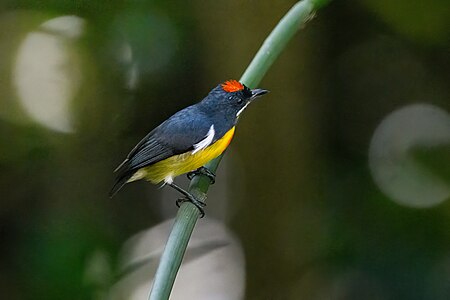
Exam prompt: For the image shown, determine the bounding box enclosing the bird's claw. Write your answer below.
[187,166,216,184]
[168,182,207,218]
[176,196,206,218]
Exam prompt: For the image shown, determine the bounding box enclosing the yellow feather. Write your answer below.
[131,126,236,184]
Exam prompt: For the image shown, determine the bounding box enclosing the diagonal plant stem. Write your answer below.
[148,1,330,299]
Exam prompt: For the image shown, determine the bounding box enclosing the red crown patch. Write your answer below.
[221,80,244,93]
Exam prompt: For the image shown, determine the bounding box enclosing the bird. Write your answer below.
[110,79,268,215]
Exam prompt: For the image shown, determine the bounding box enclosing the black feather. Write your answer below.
[111,106,217,196]
[109,172,133,198]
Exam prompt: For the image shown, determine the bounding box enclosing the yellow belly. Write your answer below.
[131,126,235,184]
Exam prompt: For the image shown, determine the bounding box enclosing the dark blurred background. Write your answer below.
[0,0,449,299]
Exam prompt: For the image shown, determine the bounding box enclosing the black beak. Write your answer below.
[250,88,269,100]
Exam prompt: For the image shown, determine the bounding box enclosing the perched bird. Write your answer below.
[110,79,268,214]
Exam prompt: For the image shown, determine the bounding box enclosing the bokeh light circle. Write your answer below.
[13,15,85,133]
[369,104,450,208]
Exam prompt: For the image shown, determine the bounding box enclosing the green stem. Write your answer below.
[148,1,328,299]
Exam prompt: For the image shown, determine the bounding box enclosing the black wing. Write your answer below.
[109,106,212,197]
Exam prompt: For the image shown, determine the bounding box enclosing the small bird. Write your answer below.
[110,80,268,214]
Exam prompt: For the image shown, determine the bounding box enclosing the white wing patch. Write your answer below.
[192,125,215,154]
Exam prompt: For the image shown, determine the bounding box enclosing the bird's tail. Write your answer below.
[110,158,133,198]
[109,173,132,198]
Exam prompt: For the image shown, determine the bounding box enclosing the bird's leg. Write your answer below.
[187,166,216,184]
[168,182,206,218]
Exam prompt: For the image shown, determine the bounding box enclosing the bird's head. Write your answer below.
[201,80,268,118]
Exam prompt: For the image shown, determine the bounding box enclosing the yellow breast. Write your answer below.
[131,126,236,184]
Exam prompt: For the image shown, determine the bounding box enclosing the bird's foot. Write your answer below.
[176,196,206,218]
[168,182,206,218]
[187,166,216,184]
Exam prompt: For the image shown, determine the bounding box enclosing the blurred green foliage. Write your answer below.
[0,0,449,299]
